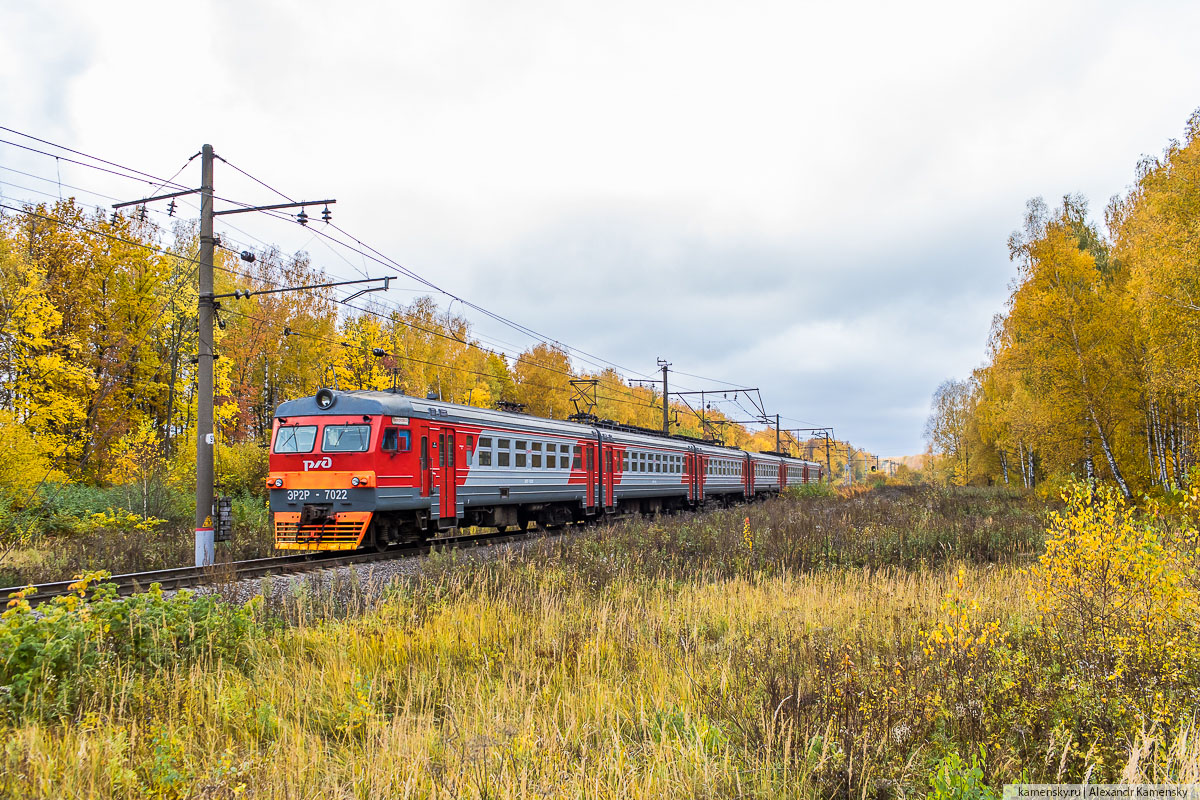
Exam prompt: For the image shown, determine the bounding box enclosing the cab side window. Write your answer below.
[381,427,411,452]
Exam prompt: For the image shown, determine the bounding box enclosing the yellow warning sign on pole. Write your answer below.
[203,515,212,528]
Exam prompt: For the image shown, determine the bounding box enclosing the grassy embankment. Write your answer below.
[2,484,1199,798]
[0,483,274,587]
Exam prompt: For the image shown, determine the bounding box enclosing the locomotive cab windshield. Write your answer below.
[322,424,371,452]
[274,425,317,453]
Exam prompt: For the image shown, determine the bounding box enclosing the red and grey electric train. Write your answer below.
[268,388,824,551]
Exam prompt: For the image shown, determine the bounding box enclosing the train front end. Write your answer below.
[267,389,398,551]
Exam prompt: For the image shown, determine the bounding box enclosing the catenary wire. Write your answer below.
[1,132,673,387]
[0,130,819,426]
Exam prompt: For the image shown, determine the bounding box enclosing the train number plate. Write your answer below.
[286,489,350,501]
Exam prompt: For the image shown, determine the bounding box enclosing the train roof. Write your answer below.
[275,390,822,468]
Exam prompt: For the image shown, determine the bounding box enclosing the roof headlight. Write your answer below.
[351,477,361,487]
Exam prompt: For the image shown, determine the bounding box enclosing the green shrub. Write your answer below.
[0,572,258,722]
[783,481,836,499]
[930,748,998,800]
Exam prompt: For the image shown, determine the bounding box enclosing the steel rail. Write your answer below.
[1,527,546,607]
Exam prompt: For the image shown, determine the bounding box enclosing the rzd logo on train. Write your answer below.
[302,456,333,471]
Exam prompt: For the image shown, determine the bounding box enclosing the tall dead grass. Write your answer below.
[2,486,1195,798]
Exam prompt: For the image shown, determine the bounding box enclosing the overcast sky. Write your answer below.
[2,1,1199,455]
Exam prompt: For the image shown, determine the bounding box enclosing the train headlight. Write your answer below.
[351,477,361,486]
[273,477,283,487]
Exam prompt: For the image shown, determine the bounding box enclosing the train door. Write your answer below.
[779,461,786,491]
[803,464,809,484]
[744,454,753,497]
[602,441,615,510]
[686,450,696,501]
[584,442,596,512]
[687,447,700,504]
[419,432,431,496]
[427,426,457,524]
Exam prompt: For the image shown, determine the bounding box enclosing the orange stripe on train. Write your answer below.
[266,471,376,490]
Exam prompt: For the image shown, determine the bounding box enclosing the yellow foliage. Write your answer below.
[76,509,165,535]
[111,419,165,485]
[0,237,93,472]
[0,412,65,501]
[461,380,493,408]
[513,342,574,420]
[1033,483,1200,701]
[923,567,1004,669]
[216,440,269,497]
[943,109,1200,493]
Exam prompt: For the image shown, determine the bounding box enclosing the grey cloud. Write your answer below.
[6,0,1200,457]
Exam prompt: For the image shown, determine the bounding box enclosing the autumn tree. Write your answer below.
[925,378,979,485]
[1110,109,1200,489]
[0,226,95,478]
[512,343,574,419]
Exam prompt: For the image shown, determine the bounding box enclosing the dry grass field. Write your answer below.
[2,484,1197,799]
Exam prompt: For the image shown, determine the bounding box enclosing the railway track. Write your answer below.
[1,527,544,607]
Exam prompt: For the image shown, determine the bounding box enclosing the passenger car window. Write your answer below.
[274,425,317,453]
[322,424,371,452]
[381,427,411,452]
